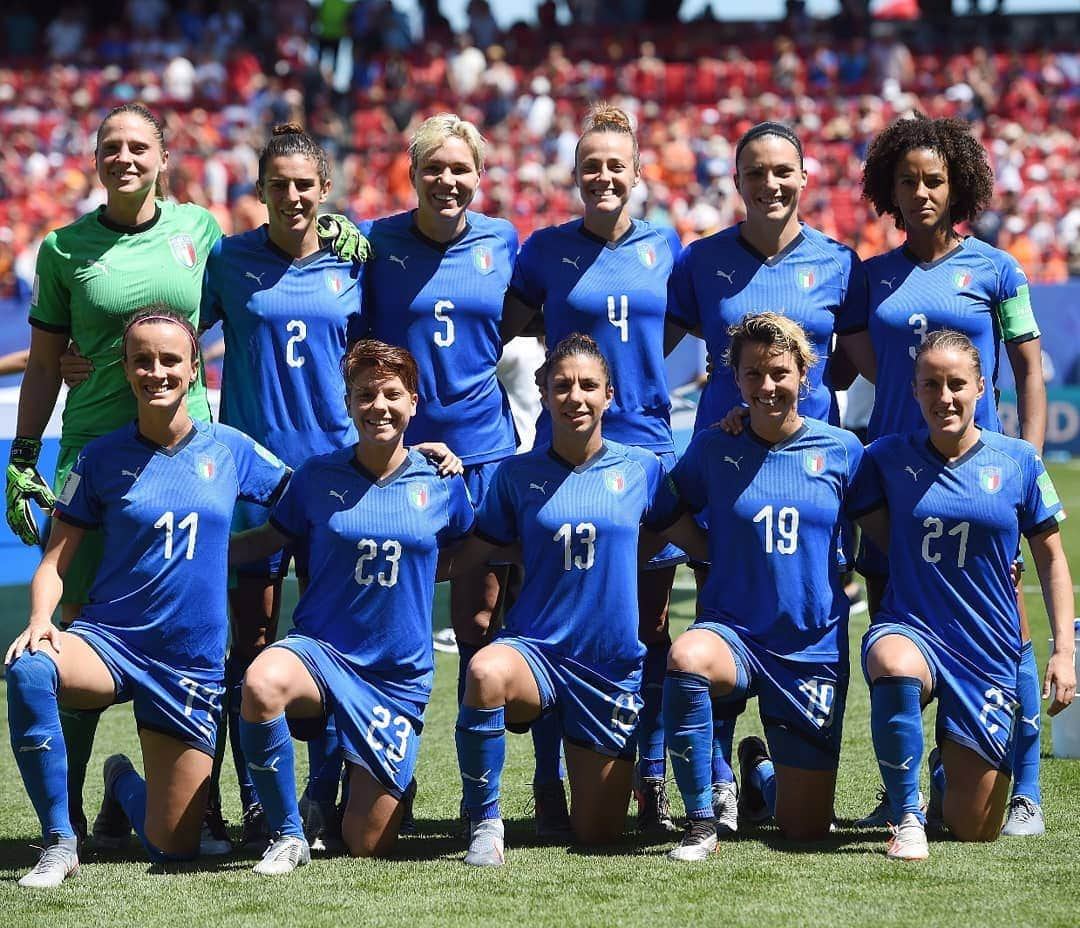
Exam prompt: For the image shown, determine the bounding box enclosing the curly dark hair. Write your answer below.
[861,113,994,230]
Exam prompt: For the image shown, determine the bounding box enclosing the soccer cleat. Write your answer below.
[1001,795,1046,837]
[464,817,505,867]
[432,627,459,654]
[299,792,344,852]
[458,795,471,838]
[855,786,926,829]
[18,840,79,889]
[634,775,680,835]
[199,801,232,856]
[533,779,573,840]
[240,802,270,852]
[667,819,718,862]
[252,834,311,876]
[886,813,929,861]
[736,736,771,825]
[711,781,738,836]
[92,754,135,849]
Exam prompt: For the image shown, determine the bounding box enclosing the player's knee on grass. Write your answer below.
[773,769,835,841]
[341,766,402,858]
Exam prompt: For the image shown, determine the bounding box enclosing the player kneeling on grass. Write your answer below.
[860,329,1075,861]
[229,340,472,875]
[660,313,888,860]
[5,307,289,888]
[444,333,706,867]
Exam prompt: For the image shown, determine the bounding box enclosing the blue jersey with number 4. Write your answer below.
[361,211,518,464]
[201,227,364,465]
[476,441,667,684]
[510,219,680,453]
[54,420,289,671]
[270,448,474,702]
[667,223,867,431]
[666,419,879,661]
[866,238,1038,440]
[866,429,1064,688]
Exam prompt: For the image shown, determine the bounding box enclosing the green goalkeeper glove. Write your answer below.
[6,437,56,546]
[316,214,373,266]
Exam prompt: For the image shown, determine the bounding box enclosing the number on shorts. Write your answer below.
[752,504,799,554]
[154,511,198,560]
[979,686,1009,735]
[609,692,639,736]
[433,299,455,347]
[354,538,403,587]
[178,677,220,740]
[607,294,629,343]
[366,705,411,765]
[798,677,837,727]
[286,319,307,368]
[555,522,596,570]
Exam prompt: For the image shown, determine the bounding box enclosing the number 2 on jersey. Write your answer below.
[285,319,307,368]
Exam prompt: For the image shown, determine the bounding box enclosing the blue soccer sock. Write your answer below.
[238,714,303,838]
[305,714,343,804]
[455,705,505,821]
[711,702,737,785]
[530,712,564,785]
[226,651,259,810]
[870,675,926,823]
[457,641,480,705]
[637,642,669,781]
[663,671,713,820]
[111,763,149,849]
[748,758,777,816]
[7,652,76,841]
[58,705,102,833]
[1011,640,1042,805]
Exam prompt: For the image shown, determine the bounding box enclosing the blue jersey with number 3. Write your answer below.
[270,448,474,702]
[54,420,289,671]
[866,429,1064,688]
[666,419,878,661]
[510,219,680,453]
[361,211,518,464]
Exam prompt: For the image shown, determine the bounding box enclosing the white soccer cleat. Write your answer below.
[18,841,79,889]
[464,817,505,867]
[855,786,925,829]
[252,834,311,875]
[886,813,929,861]
[711,781,738,836]
[1001,796,1046,837]
[667,819,719,862]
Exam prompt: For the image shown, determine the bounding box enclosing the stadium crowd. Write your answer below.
[2,1,1079,309]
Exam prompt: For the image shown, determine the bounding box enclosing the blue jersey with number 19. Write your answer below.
[667,223,868,431]
[510,219,680,453]
[201,227,364,465]
[361,211,518,464]
[476,441,667,685]
[53,420,289,671]
[866,429,1064,689]
[270,448,474,702]
[866,238,1038,440]
[665,419,879,661]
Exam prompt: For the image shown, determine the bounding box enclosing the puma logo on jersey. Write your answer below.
[881,276,897,290]
[247,756,282,773]
[879,755,913,771]
[562,256,581,270]
[529,481,548,495]
[389,255,409,269]
[723,456,742,470]
[18,737,52,753]
[121,468,140,480]
[245,271,265,285]
[905,466,922,481]
[329,489,348,503]
[668,745,693,763]
[461,769,491,786]
[716,269,735,284]
[84,259,109,275]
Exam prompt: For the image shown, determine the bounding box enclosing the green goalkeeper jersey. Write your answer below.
[30,200,221,448]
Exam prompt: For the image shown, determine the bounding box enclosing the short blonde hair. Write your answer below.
[409,113,485,173]
[724,312,819,378]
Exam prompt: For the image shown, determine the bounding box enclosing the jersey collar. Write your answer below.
[923,432,985,469]
[97,203,162,235]
[745,421,808,452]
[134,419,198,457]
[409,213,472,252]
[901,237,966,271]
[736,225,805,267]
[261,226,328,268]
[577,219,637,250]
[350,450,413,487]
[547,442,608,473]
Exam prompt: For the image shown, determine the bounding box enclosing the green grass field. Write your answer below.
[3,463,1080,927]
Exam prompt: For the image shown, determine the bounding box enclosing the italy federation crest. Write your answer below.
[605,470,626,493]
[954,270,972,289]
[169,234,197,269]
[473,245,494,275]
[325,271,343,294]
[979,465,1003,494]
[637,243,657,268]
[410,484,429,509]
[804,451,825,475]
[797,268,815,290]
[196,455,215,481]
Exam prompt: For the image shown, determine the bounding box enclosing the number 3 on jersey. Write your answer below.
[434,299,455,347]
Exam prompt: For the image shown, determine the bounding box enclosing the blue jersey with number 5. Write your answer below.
[54,420,289,671]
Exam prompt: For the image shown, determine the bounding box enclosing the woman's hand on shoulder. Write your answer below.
[415,442,464,476]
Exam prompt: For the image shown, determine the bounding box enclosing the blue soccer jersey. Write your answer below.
[201,227,364,465]
[361,211,518,464]
[666,419,880,661]
[269,448,474,702]
[667,223,868,430]
[476,441,668,684]
[866,238,1039,440]
[53,420,289,671]
[866,429,1064,689]
[510,219,680,453]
